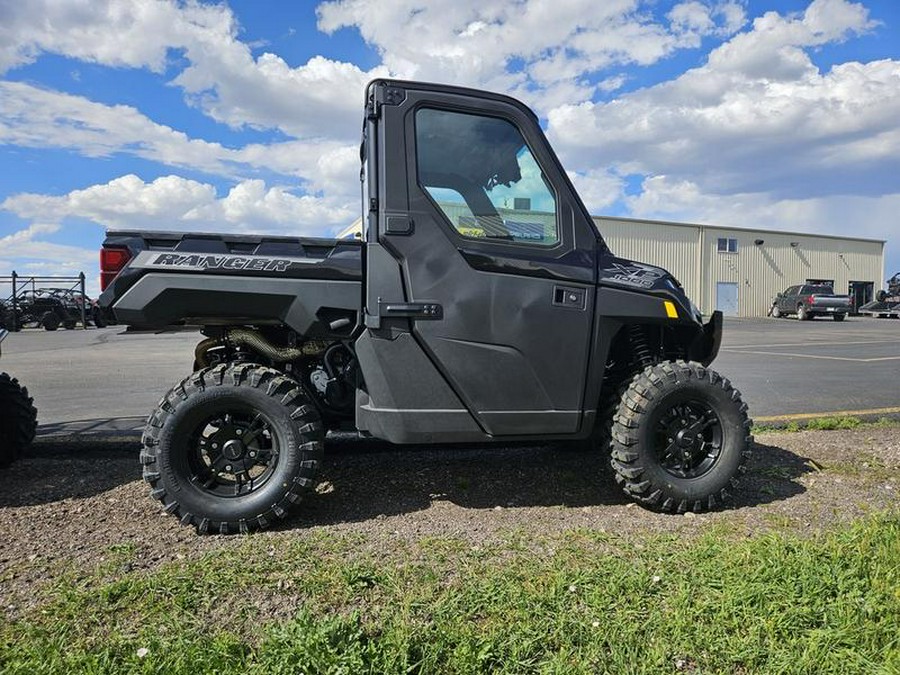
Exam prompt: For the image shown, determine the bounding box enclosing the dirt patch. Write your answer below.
[1,428,898,617]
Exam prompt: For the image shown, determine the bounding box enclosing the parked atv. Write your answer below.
[0,328,37,466]
[875,272,900,303]
[4,288,101,330]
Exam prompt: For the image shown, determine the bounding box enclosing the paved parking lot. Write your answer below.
[716,316,900,421]
[1,315,898,435]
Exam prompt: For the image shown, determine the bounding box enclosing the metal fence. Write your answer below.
[1,271,88,330]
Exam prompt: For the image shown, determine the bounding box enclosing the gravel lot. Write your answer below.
[2,426,898,621]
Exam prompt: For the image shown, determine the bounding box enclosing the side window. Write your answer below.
[717,237,738,253]
[415,107,558,246]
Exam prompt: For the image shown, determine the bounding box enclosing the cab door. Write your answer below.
[365,82,598,436]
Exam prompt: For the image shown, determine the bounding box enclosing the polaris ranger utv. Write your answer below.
[99,80,751,534]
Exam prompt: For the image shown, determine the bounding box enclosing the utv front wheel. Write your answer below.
[0,373,38,466]
[41,312,60,331]
[610,361,751,513]
[141,364,324,534]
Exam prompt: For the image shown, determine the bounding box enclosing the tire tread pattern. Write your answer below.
[0,372,38,467]
[609,360,752,513]
[141,364,323,534]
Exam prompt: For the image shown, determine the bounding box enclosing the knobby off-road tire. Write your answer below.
[610,360,752,513]
[91,307,107,329]
[797,304,809,321]
[141,363,324,534]
[41,312,60,331]
[771,305,782,318]
[833,313,846,322]
[0,373,38,467]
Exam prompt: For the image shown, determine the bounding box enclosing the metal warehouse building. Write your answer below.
[596,216,885,318]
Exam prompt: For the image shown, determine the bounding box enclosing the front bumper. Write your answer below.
[688,310,722,366]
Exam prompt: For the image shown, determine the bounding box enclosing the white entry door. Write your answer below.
[716,282,739,316]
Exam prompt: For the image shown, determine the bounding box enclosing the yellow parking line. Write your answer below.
[755,406,900,423]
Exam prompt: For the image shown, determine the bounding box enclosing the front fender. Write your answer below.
[688,311,722,366]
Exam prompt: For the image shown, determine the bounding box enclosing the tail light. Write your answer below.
[807,295,816,304]
[100,246,132,291]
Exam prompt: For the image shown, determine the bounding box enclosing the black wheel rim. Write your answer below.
[186,407,279,498]
[653,398,723,479]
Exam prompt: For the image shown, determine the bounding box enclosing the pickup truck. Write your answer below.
[771,284,851,321]
[99,79,752,534]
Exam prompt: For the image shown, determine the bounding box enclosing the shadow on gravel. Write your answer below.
[731,440,813,508]
[291,442,631,528]
[1,434,813,523]
[282,438,815,529]
[0,437,141,507]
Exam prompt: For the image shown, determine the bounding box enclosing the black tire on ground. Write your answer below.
[92,308,107,328]
[0,372,38,467]
[771,305,782,318]
[833,313,846,322]
[2,313,18,331]
[141,363,324,534]
[63,320,76,330]
[797,304,809,321]
[609,360,752,513]
[41,312,60,331]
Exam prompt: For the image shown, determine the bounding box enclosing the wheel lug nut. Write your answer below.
[249,451,256,458]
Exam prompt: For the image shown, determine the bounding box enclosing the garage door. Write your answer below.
[716,282,739,316]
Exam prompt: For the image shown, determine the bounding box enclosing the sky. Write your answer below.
[0,0,898,297]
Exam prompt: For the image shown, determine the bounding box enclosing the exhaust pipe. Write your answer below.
[195,328,314,368]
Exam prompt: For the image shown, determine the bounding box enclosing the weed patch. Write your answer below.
[2,514,898,674]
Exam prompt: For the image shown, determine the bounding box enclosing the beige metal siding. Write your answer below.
[702,230,883,317]
[594,216,884,318]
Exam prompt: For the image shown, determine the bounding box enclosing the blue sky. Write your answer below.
[1,0,898,296]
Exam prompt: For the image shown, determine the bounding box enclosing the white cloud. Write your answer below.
[0,81,235,174]
[1,174,356,236]
[567,170,625,213]
[0,221,98,292]
[0,81,362,201]
[547,0,897,199]
[317,0,746,112]
[0,0,382,140]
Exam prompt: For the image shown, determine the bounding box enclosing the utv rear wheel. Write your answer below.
[833,313,845,322]
[141,363,324,534]
[610,360,752,513]
[0,373,37,466]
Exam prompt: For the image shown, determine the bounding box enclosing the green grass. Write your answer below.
[2,515,898,675]
[753,415,898,434]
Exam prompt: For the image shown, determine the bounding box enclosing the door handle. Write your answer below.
[552,286,586,310]
[378,301,443,320]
